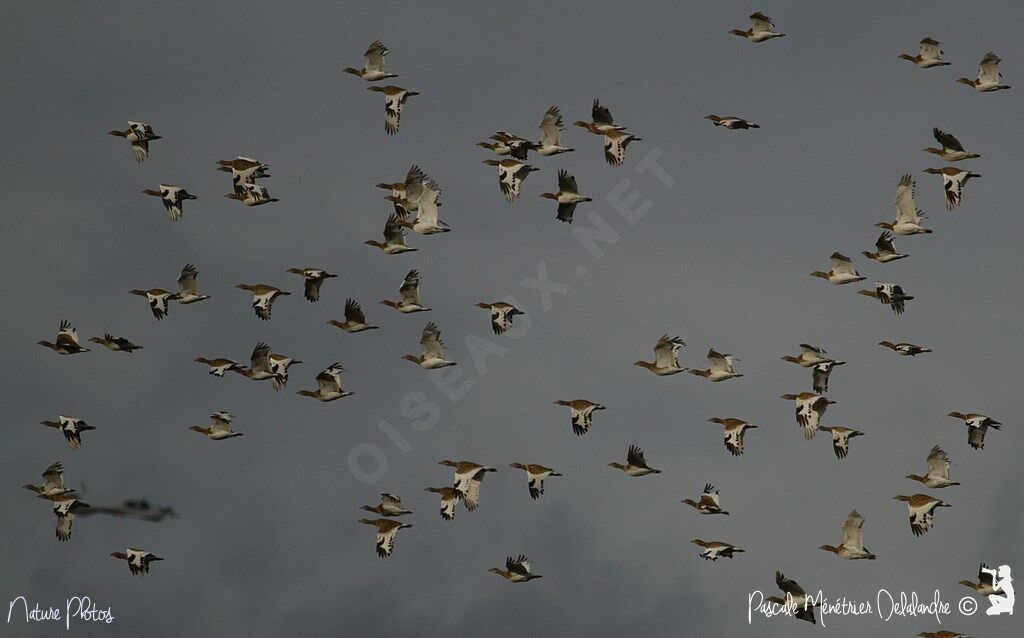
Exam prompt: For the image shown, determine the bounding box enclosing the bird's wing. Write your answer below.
[933,128,964,152]
[894,174,919,224]
[841,510,865,550]
[399,270,422,305]
[345,298,367,323]
[538,105,563,146]
[420,322,444,359]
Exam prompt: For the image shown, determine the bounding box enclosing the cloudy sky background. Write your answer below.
[2,1,1023,635]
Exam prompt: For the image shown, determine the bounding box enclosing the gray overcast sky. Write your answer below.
[2,1,1023,635]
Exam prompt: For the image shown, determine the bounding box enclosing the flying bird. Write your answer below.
[681,484,729,515]
[224,181,278,206]
[925,128,980,162]
[194,356,244,377]
[899,38,950,68]
[781,344,833,367]
[730,12,785,42]
[296,363,353,401]
[108,121,160,162]
[705,115,759,129]
[956,52,1011,91]
[635,335,687,375]
[327,299,379,333]
[286,267,337,302]
[780,393,835,439]
[862,232,908,263]
[574,99,626,134]
[176,264,211,304]
[235,283,290,321]
[365,213,417,254]
[230,342,284,384]
[767,571,818,623]
[343,39,397,81]
[88,334,142,353]
[477,132,536,161]
[366,85,418,135]
[948,412,1002,450]
[189,411,243,440]
[52,497,89,542]
[110,549,163,576]
[403,322,457,368]
[509,463,562,500]
[893,494,951,536]
[475,302,524,335]
[708,418,758,456]
[608,445,661,476]
[481,159,539,203]
[535,105,574,156]
[490,555,543,582]
[815,426,864,459]
[858,282,914,315]
[380,270,430,313]
[23,462,76,499]
[439,460,497,511]
[819,510,876,559]
[811,360,845,394]
[923,167,980,211]
[810,253,865,285]
[358,518,412,558]
[424,486,461,521]
[38,320,90,355]
[876,174,931,235]
[553,399,605,436]
[360,493,411,517]
[878,341,931,356]
[539,169,592,223]
[959,563,1004,596]
[393,180,449,234]
[907,446,960,488]
[129,288,180,320]
[691,539,745,561]
[141,185,197,221]
[39,416,96,450]
[689,349,743,381]
[217,157,270,197]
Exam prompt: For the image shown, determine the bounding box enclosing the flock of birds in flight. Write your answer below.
[24,11,1012,630]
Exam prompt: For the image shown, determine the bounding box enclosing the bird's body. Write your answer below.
[878,341,931,356]
[780,393,835,439]
[23,462,76,499]
[862,232,908,262]
[858,282,913,315]
[810,253,865,285]
[110,548,163,575]
[39,320,89,355]
[509,463,562,500]
[424,486,461,521]
[358,518,412,558]
[608,445,661,476]
[923,166,981,211]
[635,335,687,375]
[367,85,418,135]
[553,399,605,436]
[535,105,573,156]
[40,416,96,450]
[816,426,863,459]
[343,40,397,81]
[907,445,960,488]
[89,334,142,353]
[190,411,243,440]
[691,539,745,561]
[876,174,931,235]
[481,159,539,203]
[328,299,379,332]
[948,412,1002,450]
[231,342,284,384]
[380,270,429,313]
[730,12,785,42]
[925,128,980,162]
[52,497,89,542]
[142,185,197,221]
[439,460,496,511]
[108,121,160,162]
[194,357,244,376]
[296,363,353,401]
[705,115,759,129]
[129,289,180,320]
[235,284,290,321]
[490,555,543,582]
[403,322,457,368]
[899,38,950,68]
[689,349,742,381]
[176,264,210,304]
[475,302,524,335]
[767,571,818,623]
[287,267,337,302]
[360,493,411,516]
[956,52,1010,91]
[893,494,951,536]
[366,214,417,254]
[539,169,592,223]
[820,510,876,559]
[681,484,729,515]
[708,418,758,456]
